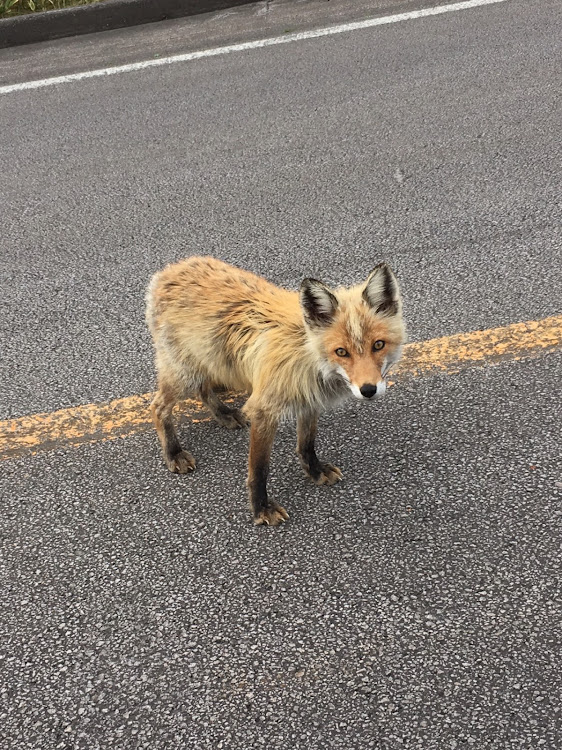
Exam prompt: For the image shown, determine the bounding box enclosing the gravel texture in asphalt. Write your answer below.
[1,355,561,748]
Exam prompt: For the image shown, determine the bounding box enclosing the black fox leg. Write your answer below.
[247,413,288,526]
[199,380,249,430]
[297,412,342,486]
[151,381,196,474]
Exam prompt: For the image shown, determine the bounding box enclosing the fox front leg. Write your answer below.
[247,412,288,526]
[297,411,342,486]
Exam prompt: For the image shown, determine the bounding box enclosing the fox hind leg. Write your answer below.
[200,380,249,430]
[151,379,196,474]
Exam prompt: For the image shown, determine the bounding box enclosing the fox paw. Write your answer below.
[214,408,249,430]
[310,462,343,486]
[254,503,289,526]
[166,450,196,474]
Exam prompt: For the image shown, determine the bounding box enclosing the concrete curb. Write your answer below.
[0,0,257,49]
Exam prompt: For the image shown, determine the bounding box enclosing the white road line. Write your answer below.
[0,0,510,96]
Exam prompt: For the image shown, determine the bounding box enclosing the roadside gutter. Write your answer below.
[0,0,257,48]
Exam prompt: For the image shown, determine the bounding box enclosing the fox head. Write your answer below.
[300,263,405,401]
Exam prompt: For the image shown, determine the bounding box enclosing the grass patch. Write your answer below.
[0,0,107,18]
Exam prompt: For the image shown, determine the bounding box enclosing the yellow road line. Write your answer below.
[1,315,561,461]
[398,314,562,376]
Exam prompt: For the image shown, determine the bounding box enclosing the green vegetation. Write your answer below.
[1,0,105,18]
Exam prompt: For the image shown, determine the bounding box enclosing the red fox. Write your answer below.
[146,257,405,526]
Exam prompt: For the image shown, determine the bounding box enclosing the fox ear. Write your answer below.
[300,278,338,327]
[363,263,401,316]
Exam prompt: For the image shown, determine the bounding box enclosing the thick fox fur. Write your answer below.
[146,256,405,526]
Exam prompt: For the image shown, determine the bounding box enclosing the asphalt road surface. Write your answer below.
[1,0,561,748]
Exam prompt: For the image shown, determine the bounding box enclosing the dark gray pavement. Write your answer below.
[1,357,561,748]
[1,0,561,747]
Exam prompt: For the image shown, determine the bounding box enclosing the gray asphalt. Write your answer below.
[1,0,561,419]
[2,357,561,748]
[1,0,561,747]
[0,0,446,84]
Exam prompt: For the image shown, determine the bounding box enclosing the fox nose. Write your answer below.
[359,384,377,399]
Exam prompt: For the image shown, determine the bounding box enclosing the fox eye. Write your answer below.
[373,340,385,351]
[335,347,349,357]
